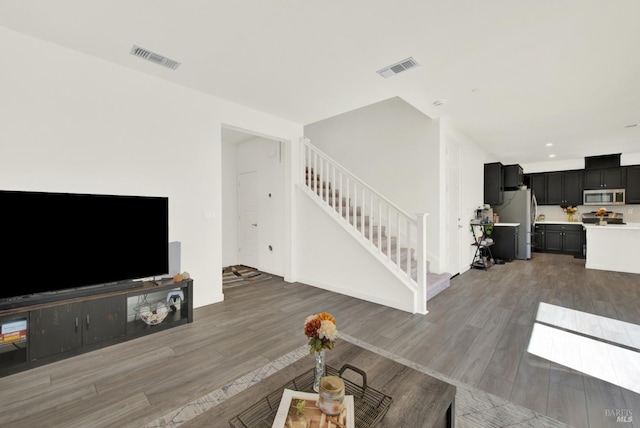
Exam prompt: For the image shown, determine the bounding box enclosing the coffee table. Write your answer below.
[180,341,456,428]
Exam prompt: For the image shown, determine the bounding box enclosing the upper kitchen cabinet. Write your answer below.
[627,165,640,204]
[503,164,523,190]
[527,170,582,206]
[583,168,626,189]
[484,162,503,205]
[528,173,547,205]
[562,170,583,205]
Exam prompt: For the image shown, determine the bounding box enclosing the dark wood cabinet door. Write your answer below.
[546,172,563,205]
[484,163,503,205]
[545,229,562,251]
[563,230,582,256]
[29,303,82,360]
[584,169,602,189]
[627,166,640,204]
[531,174,547,205]
[603,168,625,188]
[82,295,126,345]
[563,170,583,205]
[533,225,545,251]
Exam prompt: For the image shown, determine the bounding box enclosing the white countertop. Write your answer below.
[583,223,640,230]
[494,223,520,227]
[535,221,583,225]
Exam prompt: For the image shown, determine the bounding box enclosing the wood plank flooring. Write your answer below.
[0,252,638,427]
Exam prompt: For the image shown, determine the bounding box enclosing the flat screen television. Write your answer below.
[0,190,168,309]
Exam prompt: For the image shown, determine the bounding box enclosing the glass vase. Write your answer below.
[313,349,326,392]
[568,213,574,222]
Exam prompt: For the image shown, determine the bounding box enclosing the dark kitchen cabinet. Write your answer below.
[484,162,503,205]
[529,173,547,205]
[563,170,583,205]
[529,170,582,206]
[503,164,523,190]
[533,224,546,252]
[539,224,582,256]
[583,168,625,189]
[29,295,126,360]
[491,225,518,261]
[626,166,640,204]
[546,172,563,205]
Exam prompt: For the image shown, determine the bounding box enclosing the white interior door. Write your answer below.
[446,140,462,275]
[237,171,259,268]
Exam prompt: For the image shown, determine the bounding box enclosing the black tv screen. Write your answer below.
[0,190,168,302]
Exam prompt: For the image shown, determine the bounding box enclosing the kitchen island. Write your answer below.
[583,223,640,274]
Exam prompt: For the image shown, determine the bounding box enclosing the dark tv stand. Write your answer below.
[0,278,193,378]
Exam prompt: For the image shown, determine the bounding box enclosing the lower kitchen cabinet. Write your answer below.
[534,224,583,256]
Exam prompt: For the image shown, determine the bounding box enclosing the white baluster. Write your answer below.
[396,211,401,268]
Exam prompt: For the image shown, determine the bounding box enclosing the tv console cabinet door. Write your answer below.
[82,295,126,345]
[29,303,83,360]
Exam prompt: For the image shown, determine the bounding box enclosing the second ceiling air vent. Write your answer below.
[130,45,181,70]
[377,57,420,78]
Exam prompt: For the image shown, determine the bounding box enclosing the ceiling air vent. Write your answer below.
[130,45,181,70]
[377,57,420,78]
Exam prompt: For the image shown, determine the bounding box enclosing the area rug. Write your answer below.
[222,265,271,288]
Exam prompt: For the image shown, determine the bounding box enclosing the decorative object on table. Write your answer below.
[166,289,184,312]
[272,388,354,428]
[596,207,608,225]
[318,375,345,416]
[228,364,390,428]
[563,205,578,222]
[139,301,169,325]
[304,312,338,392]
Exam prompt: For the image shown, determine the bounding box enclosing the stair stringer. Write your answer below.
[297,183,423,314]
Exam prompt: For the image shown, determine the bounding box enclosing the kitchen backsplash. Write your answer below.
[535,204,640,223]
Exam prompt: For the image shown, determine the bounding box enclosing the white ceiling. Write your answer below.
[2,1,639,164]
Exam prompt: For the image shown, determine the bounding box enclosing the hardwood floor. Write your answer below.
[0,252,638,427]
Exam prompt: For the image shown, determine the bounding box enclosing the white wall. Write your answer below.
[295,187,415,313]
[440,121,494,274]
[522,151,640,173]
[0,26,303,308]
[304,97,442,271]
[221,139,238,267]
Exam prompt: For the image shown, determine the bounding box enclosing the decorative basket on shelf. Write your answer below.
[135,297,170,326]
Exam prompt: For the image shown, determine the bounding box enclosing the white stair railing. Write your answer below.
[302,141,427,313]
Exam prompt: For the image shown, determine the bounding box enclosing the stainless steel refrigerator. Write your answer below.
[493,189,536,259]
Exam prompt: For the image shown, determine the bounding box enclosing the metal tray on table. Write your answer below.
[228,364,392,427]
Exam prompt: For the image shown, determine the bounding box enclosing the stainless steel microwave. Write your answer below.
[583,188,625,205]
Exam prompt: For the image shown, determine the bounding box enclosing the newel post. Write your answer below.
[415,213,429,314]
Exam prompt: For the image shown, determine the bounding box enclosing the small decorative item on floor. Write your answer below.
[304,312,338,392]
[563,205,578,222]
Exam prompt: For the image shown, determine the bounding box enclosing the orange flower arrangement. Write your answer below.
[596,207,607,217]
[304,312,338,353]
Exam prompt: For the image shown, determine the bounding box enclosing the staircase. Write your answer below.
[302,142,451,309]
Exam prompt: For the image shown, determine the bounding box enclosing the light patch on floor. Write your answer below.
[528,302,640,394]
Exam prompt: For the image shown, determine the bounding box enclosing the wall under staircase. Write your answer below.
[295,142,451,314]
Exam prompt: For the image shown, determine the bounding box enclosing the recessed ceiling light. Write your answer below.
[545,143,554,147]
[549,154,556,158]
[433,100,446,107]
[625,123,638,128]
